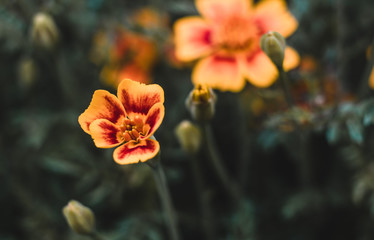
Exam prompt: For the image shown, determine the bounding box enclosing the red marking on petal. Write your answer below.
[213,55,237,63]
[121,90,161,115]
[113,139,160,165]
[98,121,120,145]
[143,103,165,138]
[203,30,212,45]
[103,95,125,123]
[78,90,126,134]
[173,17,214,61]
[253,19,267,36]
[246,48,262,63]
[117,79,164,116]
[89,119,122,148]
[83,96,122,131]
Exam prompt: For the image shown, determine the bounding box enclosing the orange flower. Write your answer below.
[174,0,300,91]
[78,79,165,165]
[101,63,152,87]
[130,7,169,31]
[110,29,157,70]
[367,47,374,89]
[369,67,374,89]
[97,28,158,88]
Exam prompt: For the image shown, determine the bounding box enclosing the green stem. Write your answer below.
[89,232,106,240]
[277,67,313,188]
[149,162,180,240]
[277,67,294,108]
[189,154,215,240]
[201,123,241,202]
[297,130,312,189]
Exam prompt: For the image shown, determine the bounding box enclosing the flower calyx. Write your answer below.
[62,200,96,236]
[175,120,202,154]
[260,31,286,69]
[186,84,217,123]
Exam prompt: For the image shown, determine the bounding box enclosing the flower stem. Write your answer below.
[189,154,215,240]
[89,232,106,240]
[201,123,241,202]
[149,162,180,240]
[297,130,312,188]
[277,66,294,108]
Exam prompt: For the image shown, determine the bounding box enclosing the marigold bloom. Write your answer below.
[91,28,158,88]
[78,79,165,165]
[174,0,300,91]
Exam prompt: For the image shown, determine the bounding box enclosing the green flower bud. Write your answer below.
[18,57,37,90]
[185,85,216,123]
[260,31,286,68]
[175,120,202,154]
[31,12,59,51]
[62,200,95,235]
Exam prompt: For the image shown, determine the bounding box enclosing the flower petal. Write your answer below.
[244,51,278,87]
[78,90,126,134]
[174,17,213,61]
[113,139,160,165]
[192,55,245,92]
[142,102,165,139]
[196,0,252,22]
[117,79,164,117]
[284,47,300,71]
[254,0,298,37]
[89,119,123,148]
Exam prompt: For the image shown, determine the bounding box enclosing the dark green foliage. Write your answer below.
[1,0,374,240]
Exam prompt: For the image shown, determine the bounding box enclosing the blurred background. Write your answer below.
[1,0,374,239]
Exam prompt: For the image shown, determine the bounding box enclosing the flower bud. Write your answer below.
[260,31,286,68]
[31,12,59,51]
[185,85,216,123]
[62,200,95,235]
[175,120,202,154]
[18,57,37,90]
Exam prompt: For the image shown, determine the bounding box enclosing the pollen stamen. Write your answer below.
[120,115,145,142]
[213,15,258,53]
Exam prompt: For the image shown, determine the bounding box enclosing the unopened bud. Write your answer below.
[31,12,59,51]
[175,120,202,154]
[18,57,37,90]
[185,85,216,123]
[62,200,95,235]
[260,31,285,68]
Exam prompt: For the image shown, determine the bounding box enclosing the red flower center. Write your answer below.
[119,115,148,142]
[213,15,259,54]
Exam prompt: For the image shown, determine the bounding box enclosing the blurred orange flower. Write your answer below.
[130,7,169,31]
[366,46,374,89]
[78,79,165,165]
[101,63,151,86]
[174,0,300,91]
[95,28,158,88]
[369,67,374,89]
[299,56,318,73]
